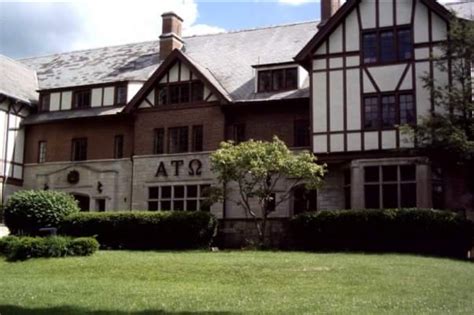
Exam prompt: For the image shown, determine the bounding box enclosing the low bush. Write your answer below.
[59,211,217,250]
[291,208,474,258]
[0,236,99,261]
[4,190,80,235]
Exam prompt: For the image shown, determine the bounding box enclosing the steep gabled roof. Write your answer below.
[124,49,231,113]
[0,54,38,104]
[20,21,318,102]
[294,0,453,66]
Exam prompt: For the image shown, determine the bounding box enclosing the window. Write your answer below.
[293,185,317,215]
[71,138,87,161]
[363,96,379,129]
[154,128,165,154]
[363,92,416,130]
[114,135,124,159]
[231,124,246,143]
[95,199,106,212]
[168,127,188,153]
[39,94,50,112]
[148,184,211,211]
[362,27,412,64]
[156,81,204,105]
[72,90,91,109]
[115,85,127,105]
[294,120,310,147]
[399,94,416,125]
[258,68,298,92]
[364,164,417,209]
[38,141,47,163]
[192,125,203,152]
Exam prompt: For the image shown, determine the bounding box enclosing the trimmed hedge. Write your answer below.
[291,209,474,258]
[0,236,99,261]
[4,190,80,235]
[59,211,218,250]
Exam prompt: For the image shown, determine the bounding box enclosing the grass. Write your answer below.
[0,251,473,314]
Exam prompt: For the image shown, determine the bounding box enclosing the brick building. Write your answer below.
[1,0,473,233]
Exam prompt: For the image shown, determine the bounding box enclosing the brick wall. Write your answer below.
[133,103,226,155]
[24,116,134,163]
[224,101,309,147]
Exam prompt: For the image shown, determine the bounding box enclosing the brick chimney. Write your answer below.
[320,0,341,25]
[160,12,183,60]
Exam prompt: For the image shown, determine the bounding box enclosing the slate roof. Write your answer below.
[22,106,124,125]
[19,21,319,102]
[0,54,38,104]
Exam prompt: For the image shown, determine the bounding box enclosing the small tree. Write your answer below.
[210,136,325,247]
[406,17,473,162]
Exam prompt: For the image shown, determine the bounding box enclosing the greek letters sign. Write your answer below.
[155,159,203,177]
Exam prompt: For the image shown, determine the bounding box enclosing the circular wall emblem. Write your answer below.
[67,170,80,184]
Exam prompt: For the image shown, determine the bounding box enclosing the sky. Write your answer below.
[0,0,465,59]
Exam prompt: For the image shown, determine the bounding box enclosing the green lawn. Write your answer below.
[0,251,473,314]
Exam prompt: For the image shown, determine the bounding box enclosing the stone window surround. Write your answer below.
[350,157,432,209]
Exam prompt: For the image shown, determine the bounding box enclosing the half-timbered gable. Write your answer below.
[297,0,452,155]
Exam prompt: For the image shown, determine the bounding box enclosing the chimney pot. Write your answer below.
[160,12,183,60]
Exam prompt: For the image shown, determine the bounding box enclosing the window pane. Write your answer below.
[381,95,396,128]
[400,165,416,181]
[233,124,246,143]
[258,71,272,92]
[380,31,396,62]
[200,185,211,197]
[399,94,416,125]
[114,135,124,159]
[344,187,351,209]
[148,201,158,211]
[170,85,180,104]
[398,29,413,60]
[168,127,188,153]
[161,200,171,210]
[363,33,377,63]
[364,96,379,129]
[285,68,298,89]
[365,185,380,208]
[173,200,184,211]
[192,125,203,152]
[186,200,198,211]
[200,200,210,212]
[364,166,379,182]
[174,185,185,198]
[272,69,285,91]
[187,185,198,198]
[154,128,165,154]
[116,85,127,105]
[40,94,50,111]
[158,87,168,105]
[149,187,159,199]
[180,84,190,103]
[382,165,398,182]
[382,184,398,208]
[401,183,417,207]
[161,186,172,199]
[191,82,204,102]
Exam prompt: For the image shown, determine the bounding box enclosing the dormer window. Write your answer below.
[115,84,127,105]
[257,68,298,93]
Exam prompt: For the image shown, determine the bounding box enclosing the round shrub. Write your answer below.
[4,190,80,235]
[68,237,100,256]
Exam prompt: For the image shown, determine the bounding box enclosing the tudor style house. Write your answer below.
[0,0,472,228]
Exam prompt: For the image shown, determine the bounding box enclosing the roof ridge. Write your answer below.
[18,20,318,62]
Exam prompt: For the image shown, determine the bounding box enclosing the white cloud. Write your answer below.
[71,0,225,50]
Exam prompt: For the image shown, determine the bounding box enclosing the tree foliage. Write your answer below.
[408,17,473,162]
[210,136,326,246]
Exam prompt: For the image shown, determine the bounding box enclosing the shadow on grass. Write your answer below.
[0,305,237,315]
